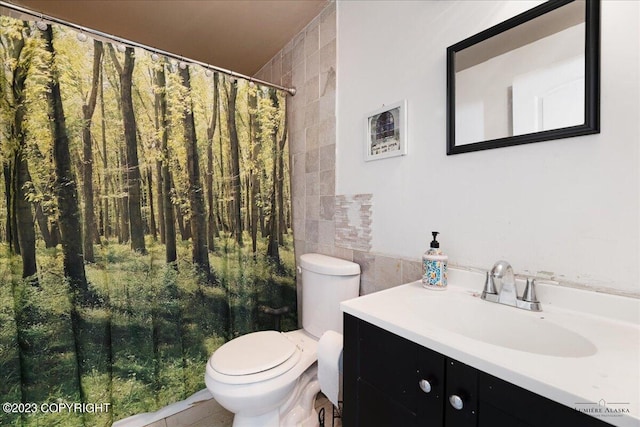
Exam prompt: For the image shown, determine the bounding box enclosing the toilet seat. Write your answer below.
[208,331,302,385]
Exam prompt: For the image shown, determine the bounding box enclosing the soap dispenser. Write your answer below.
[422,231,448,290]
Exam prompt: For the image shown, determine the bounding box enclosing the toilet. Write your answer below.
[204,253,360,427]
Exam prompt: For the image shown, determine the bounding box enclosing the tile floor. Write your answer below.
[143,392,341,427]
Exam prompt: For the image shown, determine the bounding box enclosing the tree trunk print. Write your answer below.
[121,47,146,253]
[3,164,14,247]
[9,24,37,279]
[155,62,176,263]
[248,87,261,254]
[109,44,145,253]
[226,81,243,246]
[81,40,103,262]
[13,152,37,278]
[117,146,130,244]
[155,159,165,244]
[99,70,110,239]
[43,25,88,293]
[277,97,288,244]
[34,202,53,248]
[206,72,219,251]
[152,75,165,244]
[179,57,211,271]
[146,166,157,241]
[266,90,286,263]
[216,97,227,234]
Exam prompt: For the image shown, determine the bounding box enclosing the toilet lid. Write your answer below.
[210,331,297,376]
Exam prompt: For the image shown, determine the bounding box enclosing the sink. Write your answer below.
[416,290,597,357]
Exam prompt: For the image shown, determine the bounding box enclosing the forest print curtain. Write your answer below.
[0,15,296,426]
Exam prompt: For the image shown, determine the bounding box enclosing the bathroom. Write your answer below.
[0,0,638,426]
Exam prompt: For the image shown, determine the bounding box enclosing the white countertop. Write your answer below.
[341,268,640,427]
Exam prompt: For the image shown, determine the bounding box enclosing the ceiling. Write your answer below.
[7,0,329,76]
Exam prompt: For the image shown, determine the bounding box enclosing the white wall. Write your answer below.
[336,1,640,294]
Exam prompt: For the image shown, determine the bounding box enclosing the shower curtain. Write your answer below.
[0,16,296,426]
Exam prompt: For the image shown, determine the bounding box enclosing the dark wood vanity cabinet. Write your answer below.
[344,313,447,426]
[343,314,610,427]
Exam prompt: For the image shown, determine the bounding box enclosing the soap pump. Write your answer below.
[421,231,448,290]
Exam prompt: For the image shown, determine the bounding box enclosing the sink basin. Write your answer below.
[416,290,597,357]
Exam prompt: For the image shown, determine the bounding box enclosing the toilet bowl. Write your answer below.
[204,253,360,427]
[205,329,319,426]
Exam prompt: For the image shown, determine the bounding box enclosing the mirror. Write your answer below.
[447,0,599,155]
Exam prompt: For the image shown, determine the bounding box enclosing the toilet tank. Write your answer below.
[300,253,360,338]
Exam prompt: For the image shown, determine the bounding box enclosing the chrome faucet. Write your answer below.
[481,261,542,311]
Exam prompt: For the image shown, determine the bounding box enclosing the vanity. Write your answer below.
[340,268,639,427]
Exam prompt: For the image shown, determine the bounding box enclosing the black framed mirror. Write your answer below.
[446,0,599,155]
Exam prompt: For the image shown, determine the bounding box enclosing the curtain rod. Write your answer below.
[0,0,297,96]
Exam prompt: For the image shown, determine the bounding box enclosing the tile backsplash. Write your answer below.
[335,194,373,252]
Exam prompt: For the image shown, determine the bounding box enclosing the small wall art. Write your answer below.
[364,100,407,161]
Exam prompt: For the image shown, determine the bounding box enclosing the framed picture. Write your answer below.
[364,100,408,161]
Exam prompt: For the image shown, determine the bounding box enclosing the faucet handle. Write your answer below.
[482,271,498,296]
[522,278,539,303]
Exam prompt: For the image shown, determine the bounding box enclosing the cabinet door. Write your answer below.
[478,403,531,427]
[445,358,478,427]
[358,318,419,411]
[478,373,610,427]
[343,315,446,426]
[416,346,445,425]
[357,379,417,426]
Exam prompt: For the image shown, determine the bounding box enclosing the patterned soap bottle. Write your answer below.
[421,231,448,290]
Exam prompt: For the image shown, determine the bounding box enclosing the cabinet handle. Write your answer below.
[449,394,464,410]
[418,379,432,394]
